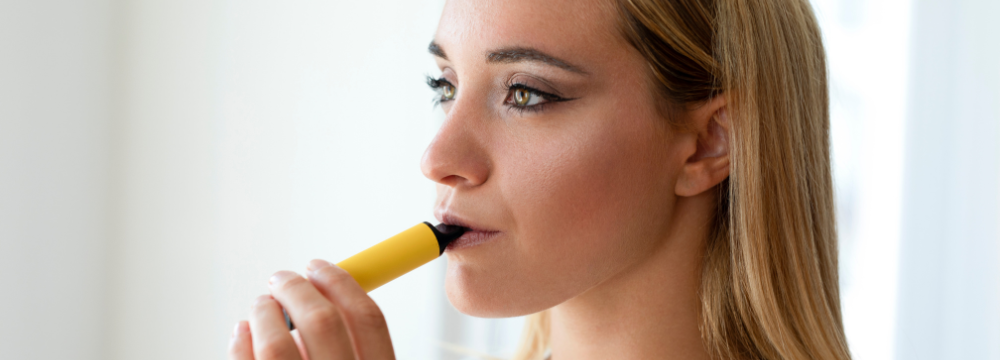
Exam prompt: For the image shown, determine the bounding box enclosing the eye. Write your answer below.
[441,83,456,100]
[506,84,556,108]
[512,88,540,106]
[426,76,457,103]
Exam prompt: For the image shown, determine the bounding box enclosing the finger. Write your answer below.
[268,271,355,360]
[291,331,311,360]
[229,321,254,360]
[249,295,303,360]
[307,259,396,360]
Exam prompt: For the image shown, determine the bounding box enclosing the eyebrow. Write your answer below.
[428,41,587,75]
[487,47,586,74]
[428,41,447,59]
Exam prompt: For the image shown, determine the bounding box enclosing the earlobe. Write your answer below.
[675,101,731,197]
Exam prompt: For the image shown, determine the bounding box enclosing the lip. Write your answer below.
[437,212,502,251]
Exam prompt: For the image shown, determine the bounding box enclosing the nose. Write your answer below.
[420,101,490,188]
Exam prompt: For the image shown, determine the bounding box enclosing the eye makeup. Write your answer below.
[426,72,578,114]
[427,76,457,105]
[503,83,573,113]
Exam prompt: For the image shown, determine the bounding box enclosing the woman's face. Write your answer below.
[423,0,691,317]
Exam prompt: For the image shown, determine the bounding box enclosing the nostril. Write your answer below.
[439,174,467,187]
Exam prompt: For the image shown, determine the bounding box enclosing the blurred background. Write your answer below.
[0,0,997,359]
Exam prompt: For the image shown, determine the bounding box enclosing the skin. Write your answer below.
[230,0,731,359]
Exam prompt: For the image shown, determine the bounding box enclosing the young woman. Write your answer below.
[228,0,851,359]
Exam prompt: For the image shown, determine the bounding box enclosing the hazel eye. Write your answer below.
[427,76,457,103]
[513,88,531,106]
[502,83,572,111]
[442,83,456,100]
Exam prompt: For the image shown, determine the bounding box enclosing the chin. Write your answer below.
[444,263,564,318]
[445,269,518,318]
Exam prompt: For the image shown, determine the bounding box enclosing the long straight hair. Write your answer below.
[511,0,851,359]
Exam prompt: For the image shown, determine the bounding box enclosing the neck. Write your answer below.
[548,193,713,360]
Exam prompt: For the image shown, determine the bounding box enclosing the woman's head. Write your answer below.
[422,0,728,315]
[422,0,850,359]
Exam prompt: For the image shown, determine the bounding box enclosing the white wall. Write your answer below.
[106,0,223,358]
[0,1,112,359]
[895,0,1000,358]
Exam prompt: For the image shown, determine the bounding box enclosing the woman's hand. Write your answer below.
[229,259,396,360]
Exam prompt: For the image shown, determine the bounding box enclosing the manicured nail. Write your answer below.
[269,271,300,287]
[306,259,332,272]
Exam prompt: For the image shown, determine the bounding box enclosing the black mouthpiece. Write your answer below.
[425,221,468,254]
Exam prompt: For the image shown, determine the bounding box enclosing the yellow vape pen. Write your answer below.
[284,221,466,330]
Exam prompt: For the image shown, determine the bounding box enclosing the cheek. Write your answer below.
[515,134,632,237]
[509,119,674,260]
[448,111,678,315]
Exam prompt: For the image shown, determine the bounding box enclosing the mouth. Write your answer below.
[438,213,502,251]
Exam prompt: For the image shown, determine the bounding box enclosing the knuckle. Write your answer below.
[300,305,344,333]
[323,267,356,287]
[344,301,387,330]
[278,275,309,290]
[250,298,275,317]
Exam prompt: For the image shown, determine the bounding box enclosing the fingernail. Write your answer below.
[252,294,271,308]
[229,322,239,347]
[269,271,299,287]
[306,259,332,273]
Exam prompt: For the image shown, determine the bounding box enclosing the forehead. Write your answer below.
[435,0,625,68]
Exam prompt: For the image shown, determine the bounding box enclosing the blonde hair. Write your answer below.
[512,0,851,359]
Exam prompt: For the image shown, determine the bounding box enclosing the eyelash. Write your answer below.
[426,76,455,107]
[504,83,570,113]
[425,76,573,113]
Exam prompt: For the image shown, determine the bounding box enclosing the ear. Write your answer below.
[675,95,730,197]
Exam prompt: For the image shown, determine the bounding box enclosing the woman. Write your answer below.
[229,0,851,359]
